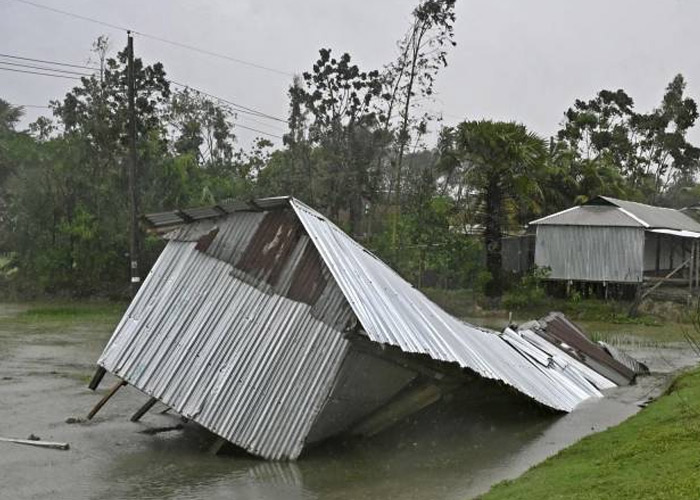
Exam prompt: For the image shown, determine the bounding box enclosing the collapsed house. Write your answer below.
[90,197,642,460]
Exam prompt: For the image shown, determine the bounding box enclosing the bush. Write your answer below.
[502,267,549,311]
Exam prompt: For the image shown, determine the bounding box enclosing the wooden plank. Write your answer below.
[130,397,158,422]
[87,380,127,420]
[0,437,69,451]
[641,257,691,301]
[87,366,106,391]
[349,382,444,437]
[689,243,695,295]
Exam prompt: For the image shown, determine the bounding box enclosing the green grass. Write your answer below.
[14,302,126,322]
[479,368,700,500]
[421,288,692,343]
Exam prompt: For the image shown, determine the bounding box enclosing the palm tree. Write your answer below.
[443,120,548,297]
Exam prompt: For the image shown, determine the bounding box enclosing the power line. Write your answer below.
[0,60,93,77]
[137,33,293,77]
[169,80,286,123]
[6,0,129,31]
[235,123,283,139]
[0,50,287,126]
[0,52,97,70]
[0,65,82,80]
[6,0,294,77]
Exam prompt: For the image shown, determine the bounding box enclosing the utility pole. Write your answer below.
[127,31,140,296]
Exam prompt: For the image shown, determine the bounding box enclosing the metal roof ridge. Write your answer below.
[528,205,581,225]
[615,206,649,227]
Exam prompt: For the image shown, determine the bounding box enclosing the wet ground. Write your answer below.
[0,303,697,500]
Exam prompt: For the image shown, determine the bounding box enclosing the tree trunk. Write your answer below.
[484,176,503,298]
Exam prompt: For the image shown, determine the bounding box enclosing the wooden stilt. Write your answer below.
[689,242,695,296]
[87,380,127,420]
[130,397,158,422]
[208,436,227,456]
[87,366,107,391]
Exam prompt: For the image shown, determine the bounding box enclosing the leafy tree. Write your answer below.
[292,48,388,236]
[557,74,700,203]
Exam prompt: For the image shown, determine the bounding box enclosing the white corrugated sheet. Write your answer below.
[291,199,610,412]
[99,238,352,460]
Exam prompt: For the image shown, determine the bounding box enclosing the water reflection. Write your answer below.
[98,379,560,500]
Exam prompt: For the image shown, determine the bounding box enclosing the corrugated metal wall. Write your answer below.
[534,225,644,283]
[99,212,355,460]
[501,235,535,273]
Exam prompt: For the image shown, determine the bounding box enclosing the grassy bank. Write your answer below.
[479,367,700,500]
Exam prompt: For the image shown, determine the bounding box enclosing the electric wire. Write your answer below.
[0,59,93,77]
[1,52,287,126]
[1,50,287,138]
[0,51,97,70]
[6,0,294,76]
[0,65,82,80]
[169,80,286,123]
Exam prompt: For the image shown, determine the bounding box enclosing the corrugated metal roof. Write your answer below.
[290,199,605,412]
[530,205,643,228]
[99,211,354,460]
[531,312,636,386]
[598,196,700,232]
[530,196,700,232]
[97,197,625,461]
[650,228,700,239]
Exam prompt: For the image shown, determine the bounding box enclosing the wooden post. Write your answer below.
[208,436,227,456]
[87,380,127,420]
[87,366,106,391]
[696,240,699,292]
[689,242,695,295]
[130,397,158,422]
[655,233,661,276]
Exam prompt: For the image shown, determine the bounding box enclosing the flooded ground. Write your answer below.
[0,303,697,500]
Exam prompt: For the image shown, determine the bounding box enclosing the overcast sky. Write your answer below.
[2,0,699,147]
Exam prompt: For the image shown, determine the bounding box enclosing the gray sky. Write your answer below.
[2,0,700,147]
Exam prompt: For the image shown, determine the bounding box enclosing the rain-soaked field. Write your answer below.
[0,303,696,500]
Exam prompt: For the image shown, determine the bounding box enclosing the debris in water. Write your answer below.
[0,436,70,451]
[138,424,184,435]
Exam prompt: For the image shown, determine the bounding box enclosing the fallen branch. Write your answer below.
[0,436,70,450]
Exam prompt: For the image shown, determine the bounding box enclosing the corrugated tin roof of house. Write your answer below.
[529,205,643,227]
[597,196,700,232]
[530,196,700,232]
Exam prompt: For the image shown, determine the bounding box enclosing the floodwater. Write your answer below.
[0,303,696,500]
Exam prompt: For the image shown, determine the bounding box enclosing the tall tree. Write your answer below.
[382,0,456,249]
[443,120,548,297]
[292,48,387,236]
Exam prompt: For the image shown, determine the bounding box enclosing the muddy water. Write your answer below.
[0,304,696,500]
